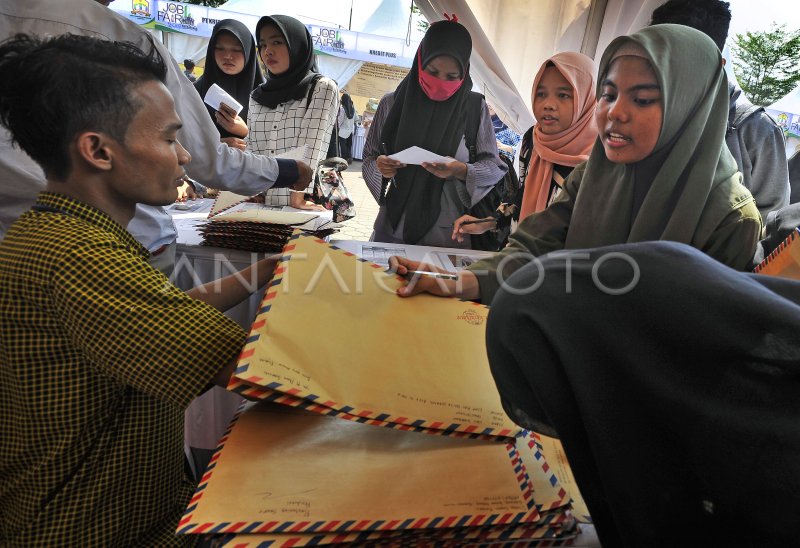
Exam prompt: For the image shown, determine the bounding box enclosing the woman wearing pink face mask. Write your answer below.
[361,19,507,248]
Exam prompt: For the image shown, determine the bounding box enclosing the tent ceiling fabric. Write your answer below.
[768,83,800,115]
[413,0,599,134]
[594,0,660,60]
[413,0,654,135]
[160,31,208,68]
[316,54,365,90]
[161,0,658,135]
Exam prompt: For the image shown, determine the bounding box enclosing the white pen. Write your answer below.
[403,270,459,281]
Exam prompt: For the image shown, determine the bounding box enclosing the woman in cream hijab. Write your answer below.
[453,51,597,239]
[519,52,597,217]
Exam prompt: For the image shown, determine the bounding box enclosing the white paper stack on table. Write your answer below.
[198,209,331,253]
[176,233,590,546]
[208,145,309,217]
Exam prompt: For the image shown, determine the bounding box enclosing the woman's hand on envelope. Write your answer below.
[388,256,480,300]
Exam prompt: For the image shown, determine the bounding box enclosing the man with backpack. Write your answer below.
[650,0,790,221]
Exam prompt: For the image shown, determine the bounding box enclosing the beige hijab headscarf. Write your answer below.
[520,52,597,219]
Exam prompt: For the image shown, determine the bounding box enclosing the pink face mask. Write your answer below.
[417,54,464,101]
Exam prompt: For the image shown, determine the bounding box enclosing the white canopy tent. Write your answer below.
[220,0,425,108]
[414,0,663,133]
[767,83,800,154]
[112,0,677,134]
[767,83,800,121]
[151,0,424,111]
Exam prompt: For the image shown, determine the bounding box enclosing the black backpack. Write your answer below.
[464,92,521,251]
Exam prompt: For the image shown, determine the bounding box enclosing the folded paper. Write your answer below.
[388,145,452,165]
[204,83,243,115]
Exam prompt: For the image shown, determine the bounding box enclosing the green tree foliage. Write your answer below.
[184,0,226,8]
[732,24,800,106]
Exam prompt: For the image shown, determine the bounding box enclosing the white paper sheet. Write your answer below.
[203,83,243,116]
[208,146,309,217]
[388,146,452,165]
[276,144,308,162]
[212,209,319,226]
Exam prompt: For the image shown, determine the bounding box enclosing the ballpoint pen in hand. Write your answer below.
[379,142,394,204]
[385,267,459,281]
[404,270,459,280]
[456,217,496,226]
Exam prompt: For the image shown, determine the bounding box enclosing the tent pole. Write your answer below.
[581,0,609,59]
[349,0,354,30]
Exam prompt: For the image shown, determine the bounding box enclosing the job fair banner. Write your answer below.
[307,24,417,68]
[111,0,417,68]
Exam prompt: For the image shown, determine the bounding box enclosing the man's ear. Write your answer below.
[74,131,115,172]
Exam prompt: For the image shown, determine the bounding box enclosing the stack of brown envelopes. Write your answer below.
[177,234,590,546]
[199,210,334,253]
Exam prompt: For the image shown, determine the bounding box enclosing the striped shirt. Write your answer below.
[0,193,246,546]
[361,92,507,248]
[248,76,339,205]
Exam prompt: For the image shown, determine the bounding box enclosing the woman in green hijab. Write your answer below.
[390,24,762,303]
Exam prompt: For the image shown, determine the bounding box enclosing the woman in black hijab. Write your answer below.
[195,19,263,150]
[360,19,506,248]
[248,15,339,210]
[338,91,357,162]
[250,15,322,109]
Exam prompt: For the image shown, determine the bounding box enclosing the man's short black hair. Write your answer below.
[650,0,732,51]
[184,58,195,70]
[0,33,167,180]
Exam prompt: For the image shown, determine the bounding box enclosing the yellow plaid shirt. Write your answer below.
[0,193,246,546]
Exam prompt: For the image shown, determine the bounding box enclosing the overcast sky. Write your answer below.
[728,0,800,41]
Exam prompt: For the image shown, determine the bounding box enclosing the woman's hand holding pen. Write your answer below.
[376,155,404,178]
[388,256,480,300]
[452,214,497,243]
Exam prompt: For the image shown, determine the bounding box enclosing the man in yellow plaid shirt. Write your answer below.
[0,34,305,546]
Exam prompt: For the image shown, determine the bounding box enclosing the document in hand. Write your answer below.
[388,145,452,165]
[203,83,243,115]
[229,232,520,437]
[176,402,578,544]
[753,228,800,279]
[208,145,309,217]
